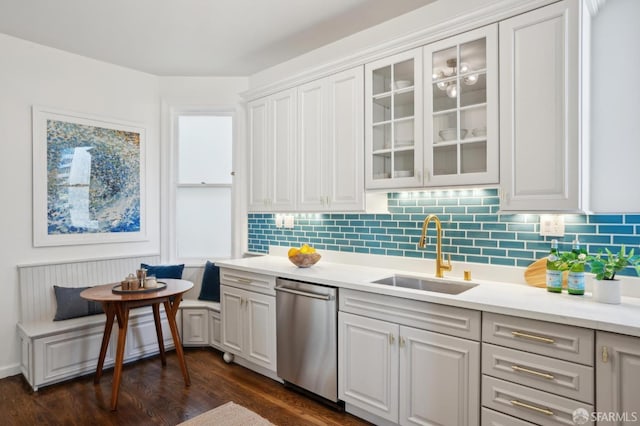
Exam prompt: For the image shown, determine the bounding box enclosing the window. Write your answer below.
[172,111,234,262]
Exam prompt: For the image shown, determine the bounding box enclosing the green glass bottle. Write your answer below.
[546,239,562,293]
[568,239,586,295]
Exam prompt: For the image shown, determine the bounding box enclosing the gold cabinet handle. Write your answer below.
[389,334,395,345]
[510,400,554,416]
[511,331,555,344]
[400,336,405,347]
[511,365,555,380]
[602,346,609,363]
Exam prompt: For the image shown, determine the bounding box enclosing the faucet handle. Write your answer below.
[443,253,453,271]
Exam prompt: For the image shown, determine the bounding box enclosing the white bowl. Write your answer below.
[394,80,412,89]
[472,127,487,137]
[439,128,468,141]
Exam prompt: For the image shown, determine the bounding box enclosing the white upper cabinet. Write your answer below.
[365,48,424,189]
[298,67,364,211]
[248,89,297,212]
[424,24,499,187]
[499,0,590,212]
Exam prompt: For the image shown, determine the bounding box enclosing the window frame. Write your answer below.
[168,107,236,265]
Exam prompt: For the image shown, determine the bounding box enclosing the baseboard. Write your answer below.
[227,355,282,383]
[0,363,21,380]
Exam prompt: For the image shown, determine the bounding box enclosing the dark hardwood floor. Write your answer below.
[0,348,371,426]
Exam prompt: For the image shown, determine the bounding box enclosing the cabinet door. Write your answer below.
[499,0,585,212]
[247,97,270,211]
[209,310,221,349]
[247,89,297,212]
[268,88,297,211]
[400,326,480,426]
[298,67,365,212]
[181,308,209,346]
[297,78,327,211]
[220,285,244,354]
[596,332,640,425]
[365,48,423,189]
[338,312,399,423]
[326,67,364,211]
[244,291,277,371]
[424,24,498,187]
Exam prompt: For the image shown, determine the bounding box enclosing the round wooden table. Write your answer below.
[81,278,193,410]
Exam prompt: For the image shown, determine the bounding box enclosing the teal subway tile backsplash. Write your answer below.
[247,188,640,277]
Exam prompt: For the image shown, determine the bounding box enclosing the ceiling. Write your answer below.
[0,0,436,76]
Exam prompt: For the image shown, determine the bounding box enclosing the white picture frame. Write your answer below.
[32,106,147,247]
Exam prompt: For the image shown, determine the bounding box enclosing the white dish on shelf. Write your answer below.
[394,80,412,89]
[438,128,467,141]
[394,170,412,178]
[472,127,487,137]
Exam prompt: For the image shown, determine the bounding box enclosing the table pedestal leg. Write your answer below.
[94,303,115,384]
[152,303,166,366]
[164,296,190,386]
[111,303,130,410]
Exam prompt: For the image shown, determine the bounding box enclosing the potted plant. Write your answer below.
[586,246,640,304]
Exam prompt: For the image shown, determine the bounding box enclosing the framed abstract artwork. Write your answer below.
[32,106,147,246]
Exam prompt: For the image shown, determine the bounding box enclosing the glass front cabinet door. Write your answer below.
[365,48,423,189]
[424,24,498,187]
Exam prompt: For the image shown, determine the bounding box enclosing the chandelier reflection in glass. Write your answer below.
[433,58,478,98]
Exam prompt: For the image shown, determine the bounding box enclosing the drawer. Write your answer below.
[482,312,594,365]
[482,407,536,426]
[482,376,594,426]
[482,343,593,403]
[219,268,276,295]
[340,288,480,340]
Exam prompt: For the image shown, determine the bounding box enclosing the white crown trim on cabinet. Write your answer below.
[241,0,599,102]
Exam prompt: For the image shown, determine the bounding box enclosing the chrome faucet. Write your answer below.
[418,214,452,278]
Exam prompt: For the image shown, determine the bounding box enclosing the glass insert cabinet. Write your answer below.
[365,48,424,189]
[365,25,498,189]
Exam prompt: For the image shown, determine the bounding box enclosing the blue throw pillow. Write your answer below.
[140,263,184,279]
[53,285,104,321]
[198,261,220,302]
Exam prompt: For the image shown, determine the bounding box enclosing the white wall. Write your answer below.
[0,33,161,377]
[590,0,640,212]
[0,35,250,377]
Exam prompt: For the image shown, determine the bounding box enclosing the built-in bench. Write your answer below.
[17,255,221,391]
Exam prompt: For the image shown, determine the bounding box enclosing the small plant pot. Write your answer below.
[592,278,621,304]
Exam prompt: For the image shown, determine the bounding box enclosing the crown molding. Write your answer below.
[242,0,562,101]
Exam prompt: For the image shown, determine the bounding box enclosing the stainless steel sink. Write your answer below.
[372,275,477,295]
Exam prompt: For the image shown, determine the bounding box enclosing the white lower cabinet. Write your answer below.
[596,331,640,426]
[181,308,209,346]
[338,289,480,426]
[220,284,277,372]
[209,310,221,349]
[339,312,399,422]
[481,313,594,426]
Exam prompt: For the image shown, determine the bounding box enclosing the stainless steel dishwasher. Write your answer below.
[275,278,338,403]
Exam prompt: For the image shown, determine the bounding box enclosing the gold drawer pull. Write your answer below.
[511,331,555,344]
[511,365,555,380]
[510,400,554,416]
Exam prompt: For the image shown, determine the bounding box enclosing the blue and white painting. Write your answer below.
[46,119,141,235]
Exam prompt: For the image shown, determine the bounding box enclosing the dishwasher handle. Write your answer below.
[275,286,332,301]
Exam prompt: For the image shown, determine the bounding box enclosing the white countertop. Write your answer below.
[217,254,640,338]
